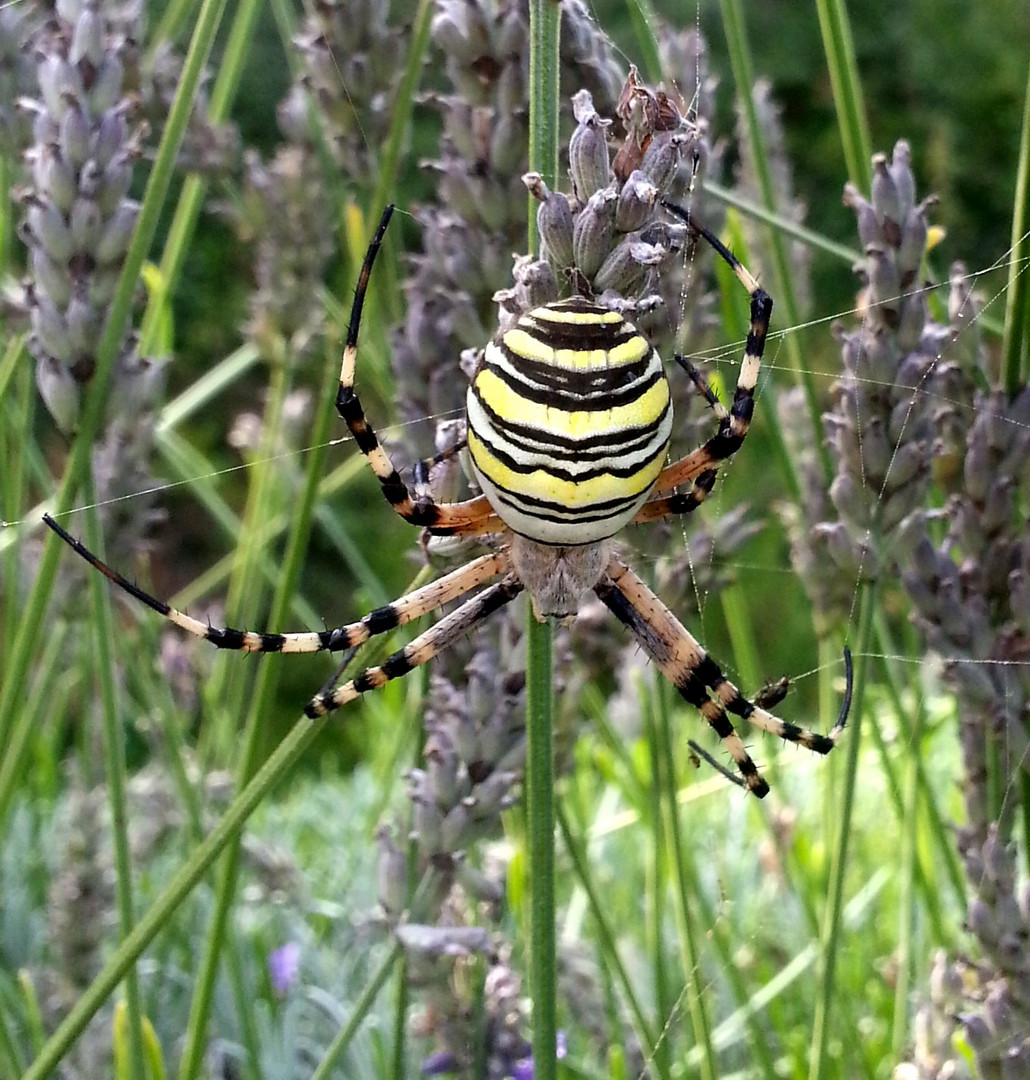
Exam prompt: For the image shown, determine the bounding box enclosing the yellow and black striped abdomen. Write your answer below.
[466,298,672,545]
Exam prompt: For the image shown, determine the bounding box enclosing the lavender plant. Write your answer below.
[784,137,1030,1078]
[9,2,1030,1078]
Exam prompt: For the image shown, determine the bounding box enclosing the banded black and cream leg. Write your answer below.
[305,573,524,717]
[630,467,717,525]
[42,512,511,655]
[651,203,773,498]
[594,556,849,798]
[336,204,501,540]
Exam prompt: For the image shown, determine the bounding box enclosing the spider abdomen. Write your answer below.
[466,297,672,545]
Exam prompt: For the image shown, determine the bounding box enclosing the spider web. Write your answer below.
[8,1,1029,1077]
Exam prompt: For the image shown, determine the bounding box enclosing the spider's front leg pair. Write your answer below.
[332,205,501,543]
[334,205,770,540]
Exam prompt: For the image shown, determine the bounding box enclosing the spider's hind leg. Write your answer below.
[595,556,851,797]
[595,555,771,797]
[306,573,524,717]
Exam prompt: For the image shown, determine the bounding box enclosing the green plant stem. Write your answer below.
[1,349,31,698]
[555,803,659,1062]
[527,0,562,229]
[84,484,144,1080]
[369,0,434,225]
[526,5,561,1078]
[807,581,874,1080]
[718,0,829,485]
[140,0,263,353]
[309,944,404,1080]
[655,684,716,1080]
[178,332,344,1078]
[702,179,860,264]
[525,610,557,1074]
[623,0,662,82]
[176,363,293,1078]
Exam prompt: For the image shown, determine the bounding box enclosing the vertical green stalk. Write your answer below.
[525,615,556,1075]
[140,0,264,353]
[526,5,560,1077]
[807,582,873,1080]
[83,483,144,1080]
[1,351,32,690]
[1001,60,1030,398]
[527,0,562,222]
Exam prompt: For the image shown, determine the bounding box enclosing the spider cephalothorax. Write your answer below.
[45,202,850,798]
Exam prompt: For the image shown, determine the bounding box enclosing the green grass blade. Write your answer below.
[19,714,324,1080]
[83,481,145,1080]
[310,943,404,1080]
[655,685,717,1080]
[1001,61,1030,396]
[556,803,659,1064]
[140,0,265,353]
[177,334,344,1077]
[807,583,874,1080]
[718,0,828,485]
[814,0,873,190]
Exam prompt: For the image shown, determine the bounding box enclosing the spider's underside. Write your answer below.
[44,203,850,799]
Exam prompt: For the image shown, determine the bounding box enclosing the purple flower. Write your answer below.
[268,942,301,994]
[420,1051,460,1075]
[512,1032,568,1079]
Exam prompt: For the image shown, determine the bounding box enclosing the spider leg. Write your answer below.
[733,647,852,751]
[595,555,770,797]
[335,205,498,538]
[652,203,773,497]
[687,739,747,789]
[42,513,510,653]
[306,573,524,717]
[630,468,716,525]
[594,556,849,797]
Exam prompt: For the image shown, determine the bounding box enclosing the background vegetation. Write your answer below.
[1,0,1028,1078]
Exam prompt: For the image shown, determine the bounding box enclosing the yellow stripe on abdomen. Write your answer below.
[466,297,673,545]
[472,368,669,442]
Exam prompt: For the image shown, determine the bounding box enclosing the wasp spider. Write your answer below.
[45,203,851,798]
